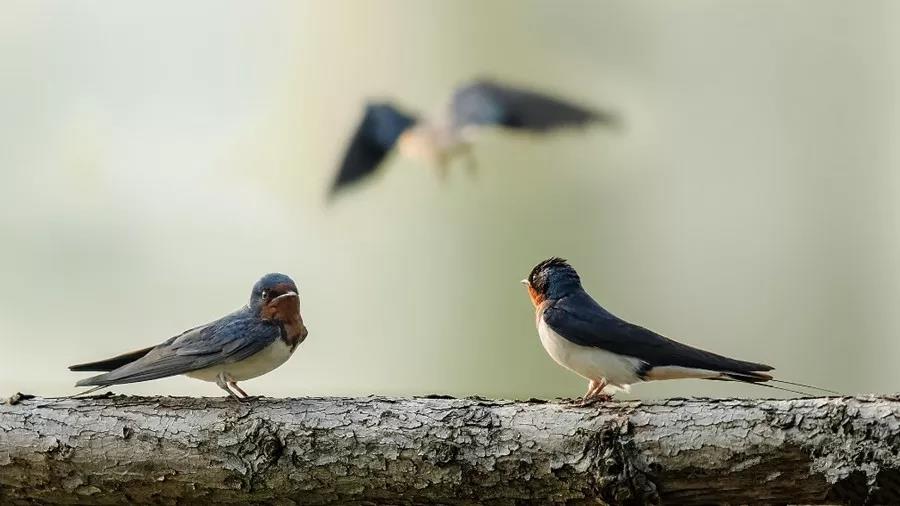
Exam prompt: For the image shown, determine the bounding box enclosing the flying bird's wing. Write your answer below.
[74,317,282,387]
[542,292,773,379]
[330,102,417,195]
[450,79,616,133]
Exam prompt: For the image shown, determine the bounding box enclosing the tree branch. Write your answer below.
[1,395,898,504]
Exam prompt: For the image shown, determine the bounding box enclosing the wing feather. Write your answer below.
[542,293,773,375]
[75,317,282,387]
[451,79,616,132]
[68,346,156,372]
[330,102,417,194]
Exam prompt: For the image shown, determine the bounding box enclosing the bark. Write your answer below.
[1,395,898,505]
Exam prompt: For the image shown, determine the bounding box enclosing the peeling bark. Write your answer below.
[1,395,898,505]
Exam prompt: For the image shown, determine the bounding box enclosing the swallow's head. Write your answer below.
[251,273,299,315]
[251,273,309,343]
[521,257,582,307]
[397,123,454,167]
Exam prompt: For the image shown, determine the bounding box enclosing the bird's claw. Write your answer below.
[226,394,261,403]
[564,394,613,408]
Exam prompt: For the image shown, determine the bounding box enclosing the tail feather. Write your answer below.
[65,384,109,398]
[723,371,773,383]
[646,366,837,397]
[643,365,772,382]
[733,380,814,397]
[69,346,155,372]
[768,378,840,395]
[722,371,839,396]
[75,372,115,387]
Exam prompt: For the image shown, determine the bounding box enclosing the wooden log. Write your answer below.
[1,395,898,504]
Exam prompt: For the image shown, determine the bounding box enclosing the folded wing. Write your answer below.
[69,346,156,372]
[74,318,282,387]
[542,293,773,380]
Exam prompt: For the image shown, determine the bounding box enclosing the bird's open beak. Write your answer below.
[520,279,530,286]
[273,291,298,301]
[269,291,300,309]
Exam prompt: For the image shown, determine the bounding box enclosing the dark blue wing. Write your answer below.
[542,292,772,373]
[69,346,156,372]
[451,79,615,132]
[330,102,417,194]
[75,315,283,386]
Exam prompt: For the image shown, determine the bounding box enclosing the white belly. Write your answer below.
[537,317,643,388]
[185,339,295,383]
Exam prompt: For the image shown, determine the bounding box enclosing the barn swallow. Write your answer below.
[69,273,308,400]
[329,77,619,196]
[522,258,835,401]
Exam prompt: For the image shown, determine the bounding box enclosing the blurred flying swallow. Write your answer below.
[522,258,836,402]
[329,78,619,196]
[70,273,308,400]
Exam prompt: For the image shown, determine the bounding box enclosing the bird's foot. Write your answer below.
[576,394,613,407]
[224,393,262,403]
[228,382,249,398]
[462,148,478,178]
[559,396,611,408]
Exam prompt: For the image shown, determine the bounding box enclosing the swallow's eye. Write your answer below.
[261,289,270,299]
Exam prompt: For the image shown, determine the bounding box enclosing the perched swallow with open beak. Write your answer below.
[329,77,619,196]
[70,273,308,400]
[522,258,834,401]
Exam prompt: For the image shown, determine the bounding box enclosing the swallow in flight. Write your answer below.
[70,273,308,400]
[329,77,619,196]
[522,258,835,402]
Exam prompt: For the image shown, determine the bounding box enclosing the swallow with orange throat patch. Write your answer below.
[70,273,309,400]
[522,258,836,403]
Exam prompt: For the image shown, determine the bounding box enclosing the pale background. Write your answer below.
[1,1,898,400]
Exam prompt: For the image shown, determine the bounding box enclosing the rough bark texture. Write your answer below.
[1,395,898,505]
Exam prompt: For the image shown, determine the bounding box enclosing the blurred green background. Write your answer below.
[1,1,898,400]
